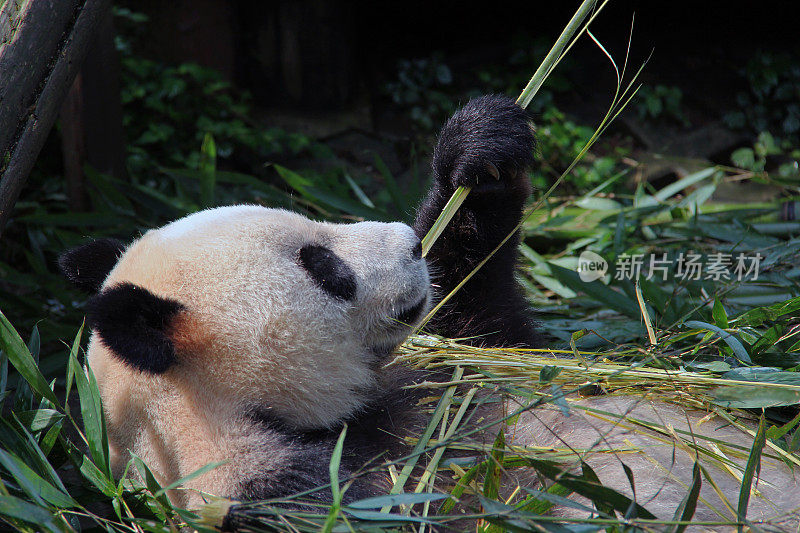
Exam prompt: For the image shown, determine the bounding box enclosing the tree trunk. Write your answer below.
[0,0,111,237]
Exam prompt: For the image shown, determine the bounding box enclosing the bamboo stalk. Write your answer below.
[419,0,602,257]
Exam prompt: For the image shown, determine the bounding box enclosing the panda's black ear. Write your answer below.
[87,283,184,373]
[58,238,126,293]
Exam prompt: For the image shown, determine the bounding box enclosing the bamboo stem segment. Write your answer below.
[419,0,600,257]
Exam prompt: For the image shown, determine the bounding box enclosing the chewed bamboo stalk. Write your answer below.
[397,334,800,397]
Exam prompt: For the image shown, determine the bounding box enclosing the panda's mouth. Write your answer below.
[390,293,429,329]
[367,292,429,361]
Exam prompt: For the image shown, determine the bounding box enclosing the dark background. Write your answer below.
[126,0,800,109]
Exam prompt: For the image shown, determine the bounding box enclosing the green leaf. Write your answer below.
[483,431,506,500]
[766,410,800,441]
[329,425,347,503]
[343,172,375,208]
[322,425,348,533]
[730,296,800,327]
[68,324,112,478]
[655,167,717,201]
[684,320,751,363]
[10,414,70,494]
[15,409,63,432]
[738,415,767,532]
[438,462,485,513]
[273,164,388,220]
[712,299,729,329]
[0,494,65,533]
[520,486,586,516]
[199,132,216,207]
[0,347,8,410]
[731,147,756,169]
[133,454,172,508]
[39,422,62,457]
[27,325,40,361]
[668,461,701,533]
[0,448,76,508]
[153,461,226,497]
[0,310,59,406]
[372,153,408,216]
[549,264,640,318]
[539,365,562,384]
[722,367,800,386]
[343,508,433,524]
[713,386,800,409]
[580,461,615,518]
[520,457,657,519]
[574,197,622,210]
[347,493,447,509]
[790,428,800,453]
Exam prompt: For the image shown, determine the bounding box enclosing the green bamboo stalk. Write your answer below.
[419,0,602,258]
[516,0,600,109]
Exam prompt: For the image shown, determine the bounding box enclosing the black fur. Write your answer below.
[234,367,435,515]
[58,238,126,293]
[413,94,541,347]
[87,283,184,373]
[298,244,358,301]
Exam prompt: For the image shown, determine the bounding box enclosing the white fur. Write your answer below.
[156,205,254,241]
[89,206,429,507]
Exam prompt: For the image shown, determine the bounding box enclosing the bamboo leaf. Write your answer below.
[684,320,751,363]
[347,493,447,509]
[153,461,227,497]
[329,425,347,503]
[0,310,59,406]
[322,425,347,533]
[68,323,112,478]
[549,264,640,318]
[668,461,701,533]
[730,296,800,327]
[738,415,767,532]
[712,299,729,329]
[0,494,64,533]
[199,132,217,207]
[483,431,506,501]
[0,448,76,508]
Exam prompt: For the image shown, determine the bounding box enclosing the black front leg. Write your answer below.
[413,95,541,348]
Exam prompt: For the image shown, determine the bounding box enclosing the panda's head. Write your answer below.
[60,206,429,429]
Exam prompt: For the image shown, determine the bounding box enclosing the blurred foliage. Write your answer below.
[724,52,800,143]
[519,168,800,357]
[384,54,457,131]
[384,39,574,133]
[473,36,574,115]
[730,131,800,181]
[114,8,328,181]
[633,84,690,127]
[723,52,800,181]
[534,107,632,193]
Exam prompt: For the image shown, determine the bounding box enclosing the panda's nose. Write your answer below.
[411,239,422,261]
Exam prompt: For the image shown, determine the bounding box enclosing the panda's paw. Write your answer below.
[433,94,535,195]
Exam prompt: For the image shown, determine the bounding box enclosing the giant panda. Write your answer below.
[60,95,800,529]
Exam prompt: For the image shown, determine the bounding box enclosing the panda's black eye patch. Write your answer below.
[297,244,357,301]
